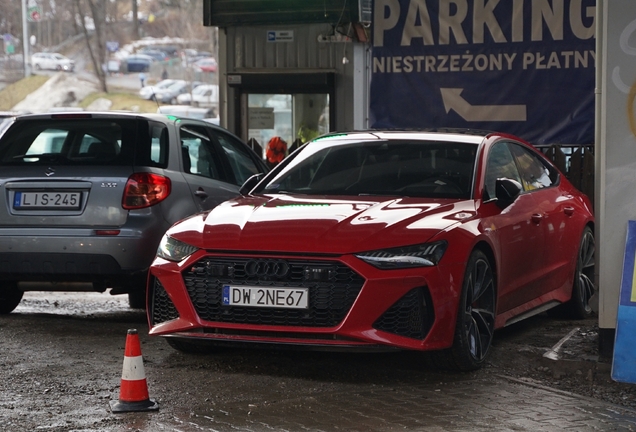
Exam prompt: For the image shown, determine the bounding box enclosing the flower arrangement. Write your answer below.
[266,136,287,164]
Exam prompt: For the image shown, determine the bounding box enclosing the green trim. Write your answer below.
[203,0,362,26]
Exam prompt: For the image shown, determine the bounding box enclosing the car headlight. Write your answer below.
[355,241,448,269]
[156,235,199,262]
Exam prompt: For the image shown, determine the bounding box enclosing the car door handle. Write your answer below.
[531,213,543,224]
[564,206,575,216]
[194,188,208,199]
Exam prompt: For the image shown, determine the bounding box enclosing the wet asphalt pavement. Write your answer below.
[1,290,636,432]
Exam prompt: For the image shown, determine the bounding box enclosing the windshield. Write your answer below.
[258,139,477,199]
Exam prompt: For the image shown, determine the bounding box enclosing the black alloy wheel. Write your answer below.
[447,250,496,371]
[563,226,595,319]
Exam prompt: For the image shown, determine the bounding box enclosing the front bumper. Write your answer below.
[148,251,466,352]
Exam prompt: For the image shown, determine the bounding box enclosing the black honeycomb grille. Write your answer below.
[150,278,179,325]
[183,257,364,327]
[373,287,434,340]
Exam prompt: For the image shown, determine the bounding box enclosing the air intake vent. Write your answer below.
[150,278,179,325]
[183,257,364,328]
[373,287,435,340]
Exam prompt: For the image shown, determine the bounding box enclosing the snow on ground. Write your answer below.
[12,73,99,112]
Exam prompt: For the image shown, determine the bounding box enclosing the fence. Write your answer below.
[537,144,595,207]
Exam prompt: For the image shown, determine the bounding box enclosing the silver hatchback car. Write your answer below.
[0,112,268,313]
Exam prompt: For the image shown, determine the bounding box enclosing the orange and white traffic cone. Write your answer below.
[110,329,159,413]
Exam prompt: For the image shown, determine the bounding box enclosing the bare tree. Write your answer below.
[132,0,139,40]
[75,0,108,92]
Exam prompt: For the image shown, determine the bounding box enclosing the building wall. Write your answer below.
[598,0,636,341]
[218,23,370,135]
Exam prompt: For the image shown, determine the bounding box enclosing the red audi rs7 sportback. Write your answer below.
[147,130,595,371]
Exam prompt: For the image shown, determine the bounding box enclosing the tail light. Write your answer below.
[122,173,171,209]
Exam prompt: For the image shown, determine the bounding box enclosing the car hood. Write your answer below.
[168,195,476,254]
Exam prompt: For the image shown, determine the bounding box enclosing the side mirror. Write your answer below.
[239,173,265,196]
[495,178,522,208]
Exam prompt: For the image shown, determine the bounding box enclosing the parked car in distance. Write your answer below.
[139,79,176,100]
[148,129,595,371]
[31,52,75,72]
[125,54,154,72]
[139,49,170,62]
[184,49,213,64]
[0,112,268,314]
[157,105,218,123]
[176,84,219,109]
[153,80,190,104]
[193,57,218,73]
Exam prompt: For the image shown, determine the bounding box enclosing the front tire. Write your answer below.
[0,282,24,314]
[128,290,146,309]
[437,250,496,371]
[126,274,148,309]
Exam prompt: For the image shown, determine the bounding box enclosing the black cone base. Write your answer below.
[110,398,159,413]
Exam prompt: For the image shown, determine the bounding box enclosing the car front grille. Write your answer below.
[182,257,364,327]
[372,287,435,340]
[150,278,179,325]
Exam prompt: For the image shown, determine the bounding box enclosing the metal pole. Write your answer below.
[21,0,31,77]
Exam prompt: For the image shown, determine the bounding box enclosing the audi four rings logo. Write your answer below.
[245,259,289,277]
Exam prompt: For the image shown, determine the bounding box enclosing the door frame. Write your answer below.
[227,72,336,142]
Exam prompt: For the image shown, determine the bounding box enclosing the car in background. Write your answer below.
[31,53,75,72]
[147,129,595,371]
[0,112,268,314]
[157,105,218,123]
[139,79,175,100]
[139,49,170,62]
[153,80,190,104]
[193,57,218,73]
[125,54,154,72]
[185,50,213,64]
[176,84,219,108]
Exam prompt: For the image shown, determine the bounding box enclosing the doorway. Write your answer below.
[246,93,330,158]
[229,73,335,158]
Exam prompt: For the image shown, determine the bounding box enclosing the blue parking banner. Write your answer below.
[370,0,596,144]
[612,220,636,383]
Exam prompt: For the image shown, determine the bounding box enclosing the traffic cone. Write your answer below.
[109,329,159,413]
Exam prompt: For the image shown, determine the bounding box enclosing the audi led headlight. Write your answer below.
[355,241,448,269]
[157,235,199,262]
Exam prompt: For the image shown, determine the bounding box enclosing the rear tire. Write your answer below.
[434,250,496,371]
[550,226,595,319]
[0,282,24,314]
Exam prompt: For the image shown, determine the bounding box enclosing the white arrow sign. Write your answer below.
[441,88,527,122]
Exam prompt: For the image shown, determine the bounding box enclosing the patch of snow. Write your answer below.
[12,73,98,112]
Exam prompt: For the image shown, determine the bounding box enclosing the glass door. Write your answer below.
[246,93,330,160]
